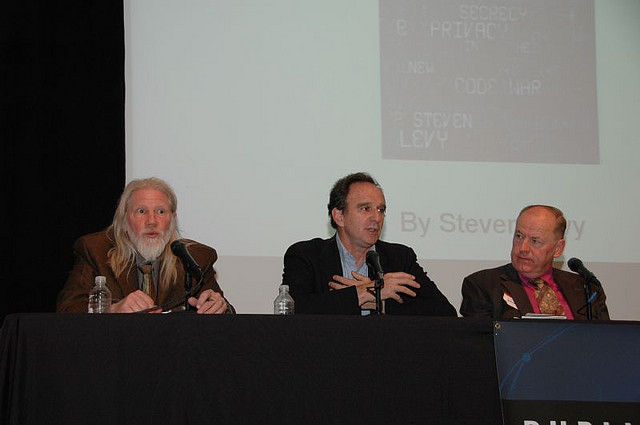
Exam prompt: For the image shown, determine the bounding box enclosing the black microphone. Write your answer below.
[170,239,203,281]
[366,251,384,281]
[567,257,601,287]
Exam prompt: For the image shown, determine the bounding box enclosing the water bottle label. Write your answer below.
[88,290,111,313]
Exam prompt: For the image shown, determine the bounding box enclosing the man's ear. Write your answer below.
[331,208,344,228]
[553,238,566,259]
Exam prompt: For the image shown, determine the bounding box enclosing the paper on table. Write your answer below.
[522,313,567,320]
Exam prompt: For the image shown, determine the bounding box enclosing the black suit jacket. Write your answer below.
[460,263,609,320]
[282,236,456,316]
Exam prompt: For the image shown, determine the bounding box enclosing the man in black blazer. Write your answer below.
[282,172,456,316]
[460,205,609,320]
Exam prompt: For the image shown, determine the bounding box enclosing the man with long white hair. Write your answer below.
[57,177,233,314]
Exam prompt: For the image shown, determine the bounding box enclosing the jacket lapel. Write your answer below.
[553,268,586,319]
[499,265,533,316]
[321,236,344,292]
[158,263,184,305]
[374,241,389,277]
[117,264,139,301]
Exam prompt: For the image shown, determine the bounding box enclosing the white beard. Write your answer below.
[133,234,168,261]
[128,222,174,261]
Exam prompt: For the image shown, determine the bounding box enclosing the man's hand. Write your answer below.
[328,272,376,307]
[327,271,420,307]
[188,289,228,314]
[378,272,420,303]
[109,290,160,313]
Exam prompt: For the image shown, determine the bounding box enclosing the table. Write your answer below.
[0,314,500,425]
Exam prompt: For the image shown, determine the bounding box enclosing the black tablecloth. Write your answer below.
[0,314,500,425]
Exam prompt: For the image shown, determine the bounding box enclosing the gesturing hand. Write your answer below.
[327,271,420,306]
[378,272,420,303]
[328,272,375,307]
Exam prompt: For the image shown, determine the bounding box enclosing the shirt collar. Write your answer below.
[135,252,157,268]
[519,268,554,288]
[134,253,159,283]
[335,233,375,276]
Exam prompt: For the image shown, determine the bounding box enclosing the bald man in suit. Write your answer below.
[460,205,609,320]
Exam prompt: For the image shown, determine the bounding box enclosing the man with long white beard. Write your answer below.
[57,177,233,314]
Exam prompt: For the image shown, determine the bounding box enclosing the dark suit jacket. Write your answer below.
[460,263,609,320]
[282,236,456,316]
[57,230,231,313]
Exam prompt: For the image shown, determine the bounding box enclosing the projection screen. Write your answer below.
[125,0,640,319]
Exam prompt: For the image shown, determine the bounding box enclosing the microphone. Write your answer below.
[170,239,203,282]
[567,257,601,287]
[366,251,384,281]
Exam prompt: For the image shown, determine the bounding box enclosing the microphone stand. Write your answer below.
[184,269,193,311]
[583,279,598,321]
[373,276,383,315]
[568,258,603,321]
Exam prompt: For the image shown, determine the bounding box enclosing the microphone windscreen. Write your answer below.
[170,240,201,275]
[170,239,189,256]
[567,257,583,273]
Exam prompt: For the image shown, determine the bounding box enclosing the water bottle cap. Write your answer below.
[280,285,289,292]
[95,276,106,285]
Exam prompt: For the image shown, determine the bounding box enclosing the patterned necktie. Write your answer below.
[533,278,565,316]
[139,263,156,302]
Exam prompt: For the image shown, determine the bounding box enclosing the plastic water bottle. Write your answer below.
[88,276,112,313]
[274,285,294,315]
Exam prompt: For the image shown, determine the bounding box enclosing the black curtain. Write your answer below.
[1,1,125,322]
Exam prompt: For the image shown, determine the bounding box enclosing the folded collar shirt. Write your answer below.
[519,269,575,319]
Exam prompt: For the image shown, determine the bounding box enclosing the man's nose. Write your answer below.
[519,239,529,252]
[146,212,158,226]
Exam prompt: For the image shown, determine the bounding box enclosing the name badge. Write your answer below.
[503,292,518,309]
